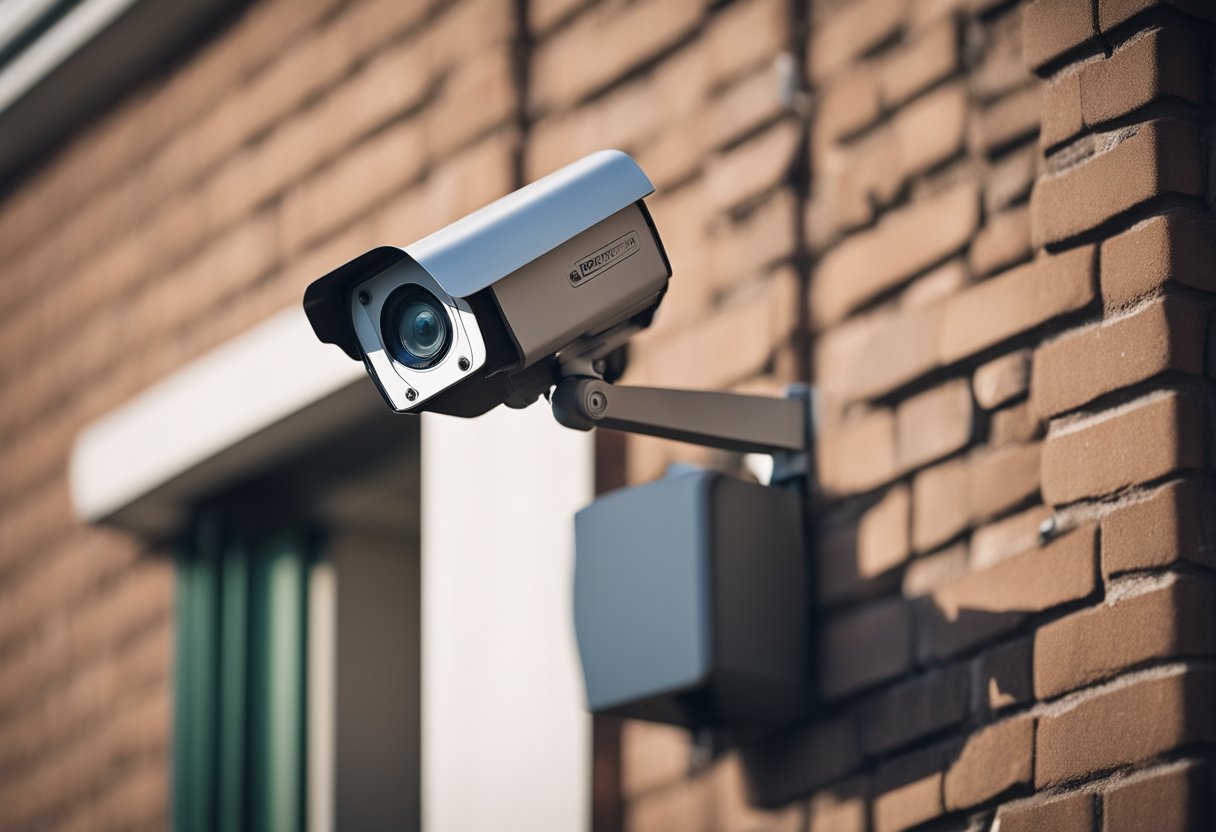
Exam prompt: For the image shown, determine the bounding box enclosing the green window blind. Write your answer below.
[174,522,311,832]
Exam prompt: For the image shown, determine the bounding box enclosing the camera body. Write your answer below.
[303,150,672,416]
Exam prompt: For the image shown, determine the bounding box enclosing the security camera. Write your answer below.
[303,150,672,416]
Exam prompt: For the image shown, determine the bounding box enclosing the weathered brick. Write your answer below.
[919,525,1097,661]
[818,409,899,497]
[1103,759,1213,832]
[973,349,1031,410]
[968,442,1041,520]
[1041,70,1083,149]
[1033,297,1208,419]
[1100,212,1216,310]
[1098,0,1216,31]
[862,664,969,755]
[1035,576,1216,698]
[939,246,1096,365]
[974,637,1033,714]
[896,379,974,471]
[994,791,1095,832]
[912,457,969,552]
[1031,120,1204,247]
[944,714,1034,810]
[859,485,912,578]
[1080,27,1206,128]
[810,0,908,81]
[823,598,912,699]
[1101,479,1216,579]
[740,713,862,807]
[1036,667,1216,786]
[1041,390,1207,506]
[1022,0,1098,72]
[879,17,959,108]
[873,744,949,832]
[969,205,1031,278]
[812,182,979,326]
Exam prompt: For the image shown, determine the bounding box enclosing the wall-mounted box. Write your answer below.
[573,469,810,734]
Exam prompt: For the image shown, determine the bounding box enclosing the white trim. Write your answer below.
[69,307,367,536]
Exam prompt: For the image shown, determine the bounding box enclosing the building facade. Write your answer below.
[0,0,1214,829]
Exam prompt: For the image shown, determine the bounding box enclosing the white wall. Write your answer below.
[421,404,593,832]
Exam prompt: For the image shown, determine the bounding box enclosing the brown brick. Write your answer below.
[1041,390,1206,506]
[1081,27,1205,127]
[1041,70,1083,149]
[1035,667,1216,786]
[1033,297,1208,419]
[816,303,944,403]
[944,714,1034,810]
[975,11,1032,101]
[973,349,1031,410]
[919,525,1097,661]
[1022,0,1098,72]
[626,776,711,832]
[1101,479,1216,578]
[818,409,899,497]
[708,189,797,292]
[1103,760,1213,832]
[1035,576,1216,698]
[707,0,786,85]
[707,121,800,213]
[621,722,690,798]
[969,205,1031,278]
[706,66,788,150]
[896,379,974,471]
[990,400,1044,447]
[974,85,1040,156]
[530,0,703,110]
[912,458,970,552]
[809,779,867,832]
[879,17,959,108]
[994,791,1096,832]
[1100,213,1216,310]
[968,442,1041,520]
[740,713,862,807]
[862,664,970,755]
[893,82,969,177]
[1099,0,1216,31]
[975,637,1033,714]
[711,755,805,832]
[986,143,1039,213]
[873,744,949,832]
[859,486,912,578]
[971,505,1052,569]
[823,598,912,699]
[939,246,1096,365]
[812,182,980,326]
[1031,120,1204,247]
[903,543,969,597]
[902,260,968,309]
[817,68,883,143]
[810,0,908,81]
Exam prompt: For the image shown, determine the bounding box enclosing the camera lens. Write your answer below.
[381,286,452,369]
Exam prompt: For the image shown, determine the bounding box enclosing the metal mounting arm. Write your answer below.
[551,377,807,455]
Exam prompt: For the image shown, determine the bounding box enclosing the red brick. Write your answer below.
[818,409,898,497]
[1036,576,1216,698]
[815,303,944,403]
[919,525,1097,661]
[739,713,862,807]
[973,84,1040,156]
[1033,297,1208,419]
[1035,667,1216,786]
[1041,70,1083,149]
[973,349,1031,410]
[903,543,969,597]
[912,458,969,552]
[862,664,969,755]
[1101,479,1216,579]
[968,442,1041,520]
[809,0,908,81]
[823,598,912,699]
[859,485,912,578]
[969,205,1031,278]
[1100,212,1216,310]
[812,182,979,326]
[1098,0,1216,31]
[1103,760,1213,832]
[896,379,974,471]
[1031,120,1204,247]
[994,791,1096,832]
[878,17,960,108]
[939,246,1096,365]
[974,637,1033,714]
[1022,0,1098,72]
[944,714,1034,810]
[1041,390,1207,506]
[873,744,949,832]
[1080,27,1206,127]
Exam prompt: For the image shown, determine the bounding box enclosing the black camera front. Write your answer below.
[381,285,452,369]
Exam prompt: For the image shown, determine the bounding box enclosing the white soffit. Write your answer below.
[69,307,372,538]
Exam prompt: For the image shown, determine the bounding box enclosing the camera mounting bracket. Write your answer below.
[550,376,814,479]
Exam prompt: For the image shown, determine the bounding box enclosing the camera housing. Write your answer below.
[303,150,672,416]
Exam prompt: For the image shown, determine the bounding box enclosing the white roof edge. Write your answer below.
[70,306,369,537]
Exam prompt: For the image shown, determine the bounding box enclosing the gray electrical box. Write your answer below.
[573,468,810,734]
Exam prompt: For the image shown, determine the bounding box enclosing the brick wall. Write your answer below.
[1,0,1214,829]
